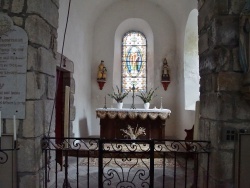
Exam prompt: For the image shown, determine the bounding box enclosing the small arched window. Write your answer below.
[122,31,147,92]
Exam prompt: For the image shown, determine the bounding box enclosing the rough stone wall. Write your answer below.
[198,0,249,187]
[0,0,59,187]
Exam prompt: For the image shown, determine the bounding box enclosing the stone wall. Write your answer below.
[0,0,59,187]
[198,0,249,187]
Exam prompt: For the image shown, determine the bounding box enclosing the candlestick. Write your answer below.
[130,84,136,109]
[13,115,16,141]
[103,95,107,109]
[160,97,163,109]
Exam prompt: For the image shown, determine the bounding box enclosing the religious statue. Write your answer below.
[239,1,250,101]
[97,60,107,81]
[161,58,170,81]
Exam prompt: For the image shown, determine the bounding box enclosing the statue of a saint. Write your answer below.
[162,58,170,81]
[97,60,107,80]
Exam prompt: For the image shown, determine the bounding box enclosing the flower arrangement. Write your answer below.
[136,87,158,103]
[120,125,146,139]
[108,86,130,103]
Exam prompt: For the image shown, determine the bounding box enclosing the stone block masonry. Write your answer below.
[0,0,59,187]
[198,0,250,187]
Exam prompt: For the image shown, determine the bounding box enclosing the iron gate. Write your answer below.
[42,137,210,188]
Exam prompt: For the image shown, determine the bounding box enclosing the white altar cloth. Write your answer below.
[96,108,171,120]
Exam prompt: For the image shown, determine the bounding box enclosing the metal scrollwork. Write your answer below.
[154,140,210,153]
[0,150,8,164]
[41,137,50,149]
[42,137,211,187]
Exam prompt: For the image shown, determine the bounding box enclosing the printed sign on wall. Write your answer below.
[0,13,28,119]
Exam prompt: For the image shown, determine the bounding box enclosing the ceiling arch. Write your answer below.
[79,0,197,31]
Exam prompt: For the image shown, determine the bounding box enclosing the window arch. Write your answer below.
[122,31,147,92]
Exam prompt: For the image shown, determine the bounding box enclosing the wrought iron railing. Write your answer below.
[0,141,19,188]
[42,137,210,188]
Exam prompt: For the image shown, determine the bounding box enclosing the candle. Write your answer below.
[64,86,70,147]
[0,111,1,138]
[13,115,16,141]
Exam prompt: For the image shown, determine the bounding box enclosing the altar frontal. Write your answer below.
[96,108,171,140]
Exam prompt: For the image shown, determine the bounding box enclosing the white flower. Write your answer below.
[120,124,146,139]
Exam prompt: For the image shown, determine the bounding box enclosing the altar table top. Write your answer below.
[96,108,171,120]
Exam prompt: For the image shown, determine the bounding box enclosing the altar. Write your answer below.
[96,108,171,139]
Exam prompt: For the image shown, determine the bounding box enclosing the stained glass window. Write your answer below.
[122,31,147,92]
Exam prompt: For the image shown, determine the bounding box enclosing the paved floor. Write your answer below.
[48,157,195,188]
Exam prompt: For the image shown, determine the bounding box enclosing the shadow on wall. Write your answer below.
[79,118,89,137]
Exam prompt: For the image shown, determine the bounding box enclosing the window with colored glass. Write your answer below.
[122,31,147,92]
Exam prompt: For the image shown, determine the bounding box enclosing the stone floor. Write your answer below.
[48,157,195,188]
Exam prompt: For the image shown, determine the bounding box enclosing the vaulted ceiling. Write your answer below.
[79,0,197,29]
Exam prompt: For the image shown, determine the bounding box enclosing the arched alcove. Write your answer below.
[113,18,154,106]
[184,9,199,110]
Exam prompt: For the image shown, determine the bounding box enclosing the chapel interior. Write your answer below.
[0,0,250,187]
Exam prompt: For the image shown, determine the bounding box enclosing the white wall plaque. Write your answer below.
[0,14,28,119]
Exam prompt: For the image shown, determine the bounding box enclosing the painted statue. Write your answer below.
[97,60,107,80]
[161,58,170,81]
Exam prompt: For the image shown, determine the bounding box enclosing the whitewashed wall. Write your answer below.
[91,0,177,137]
[175,3,198,139]
[58,0,93,137]
[57,0,198,139]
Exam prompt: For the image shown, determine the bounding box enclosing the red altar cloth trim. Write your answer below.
[96,108,171,120]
